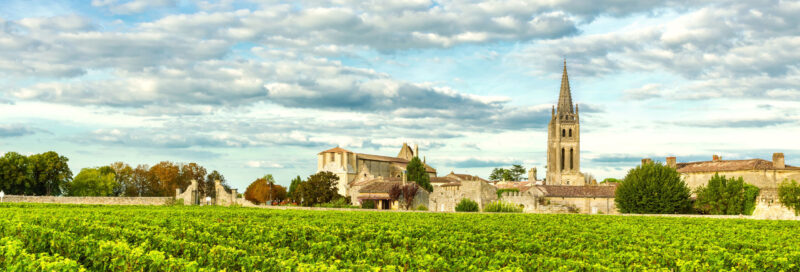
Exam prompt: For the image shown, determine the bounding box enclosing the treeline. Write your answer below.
[0,151,230,197]
[244,171,343,207]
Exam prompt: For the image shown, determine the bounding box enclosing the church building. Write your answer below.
[546,60,586,185]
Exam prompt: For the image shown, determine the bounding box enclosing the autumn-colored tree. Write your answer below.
[149,161,181,196]
[128,164,153,196]
[244,177,287,205]
[402,183,419,210]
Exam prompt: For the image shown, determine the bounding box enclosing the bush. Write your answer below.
[455,198,479,212]
[314,197,360,209]
[361,200,376,209]
[496,188,519,198]
[778,179,800,216]
[694,173,760,215]
[416,205,428,211]
[483,201,523,213]
[615,162,692,214]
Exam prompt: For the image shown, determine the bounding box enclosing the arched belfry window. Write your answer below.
[560,148,565,171]
[562,129,566,137]
[570,148,574,170]
[569,129,572,137]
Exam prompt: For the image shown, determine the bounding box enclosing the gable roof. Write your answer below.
[359,181,402,194]
[319,146,351,154]
[430,176,458,184]
[356,153,436,173]
[536,185,617,198]
[676,159,800,173]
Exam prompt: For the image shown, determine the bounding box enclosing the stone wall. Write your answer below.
[429,180,497,212]
[0,195,172,205]
[175,179,199,205]
[682,170,800,192]
[500,191,539,212]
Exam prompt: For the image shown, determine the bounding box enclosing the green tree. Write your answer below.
[510,164,526,180]
[109,162,133,196]
[615,162,692,214]
[489,168,513,181]
[778,179,800,216]
[694,173,759,215]
[287,175,302,201]
[205,170,230,198]
[406,156,432,192]
[455,198,479,212]
[600,178,623,184]
[296,171,340,206]
[66,167,118,196]
[28,151,72,196]
[0,152,32,195]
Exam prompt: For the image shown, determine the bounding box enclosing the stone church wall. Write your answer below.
[429,180,497,212]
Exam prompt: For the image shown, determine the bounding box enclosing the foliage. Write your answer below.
[455,198,479,212]
[28,151,73,196]
[483,201,523,213]
[401,183,419,210]
[615,162,692,214]
[389,184,402,202]
[4,203,800,270]
[406,157,433,192]
[489,164,526,181]
[109,162,133,196]
[694,173,760,215]
[416,205,428,211]
[600,178,623,184]
[314,197,360,209]
[66,167,118,196]
[0,152,32,195]
[778,179,800,216]
[496,188,519,198]
[287,175,302,201]
[360,200,376,209]
[204,170,230,198]
[244,177,287,205]
[295,171,341,206]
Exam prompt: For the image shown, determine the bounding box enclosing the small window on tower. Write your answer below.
[562,129,566,137]
[569,129,572,137]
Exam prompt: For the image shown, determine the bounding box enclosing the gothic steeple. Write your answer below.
[557,59,574,114]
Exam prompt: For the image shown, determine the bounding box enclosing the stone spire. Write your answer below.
[557,59,574,114]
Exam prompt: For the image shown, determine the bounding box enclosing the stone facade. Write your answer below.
[175,179,241,206]
[1,195,172,205]
[318,143,437,197]
[546,61,585,185]
[428,173,497,212]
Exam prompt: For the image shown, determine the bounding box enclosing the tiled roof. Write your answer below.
[430,176,458,183]
[536,185,617,198]
[440,181,462,187]
[356,153,437,173]
[496,181,532,192]
[319,147,351,154]
[446,172,488,182]
[351,177,401,187]
[676,159,800,173]
[359,181,402,194]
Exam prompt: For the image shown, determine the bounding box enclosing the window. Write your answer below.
[569,129,572,137]
[560,148,565,171]
[561,129,566,137]
[570,148,574,170]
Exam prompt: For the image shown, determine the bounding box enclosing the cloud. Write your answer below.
[245,161,284,169]
[624,84,664,100]
[443,157,519,168]
[590,154,646,164]
[0,124,36,137]
[92,0,177,14]
[671,117,798,128]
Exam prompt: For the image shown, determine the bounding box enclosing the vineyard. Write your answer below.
[1,203,800,271]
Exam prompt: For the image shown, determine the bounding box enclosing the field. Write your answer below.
[1,203,799,271]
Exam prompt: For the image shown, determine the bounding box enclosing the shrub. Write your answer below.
[314,197,360,209]
[778,179,800,216]
[361,200,376,209]
[483,201,522,213]
[416,205,428,211]
[496,188,519,198]
[694,173,760,215]
[615,162,692,214]
[455,198,479,212]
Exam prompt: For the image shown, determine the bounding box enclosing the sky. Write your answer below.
[1,0,799,190]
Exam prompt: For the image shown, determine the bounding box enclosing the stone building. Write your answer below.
[661,153,800,218]
[428,172,498,212]
[546,60,585,185]
[317,143,437,197]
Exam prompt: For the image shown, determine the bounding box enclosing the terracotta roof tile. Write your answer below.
[536,185,617,198]
[319,147,351,154]
[359,181,402,193]
[430,176,458,183]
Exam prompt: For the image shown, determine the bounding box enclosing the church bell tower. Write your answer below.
[546,60,584,185]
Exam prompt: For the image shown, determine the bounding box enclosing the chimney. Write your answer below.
[641,158,652,165]
[712,155,721,162]
[773,153,785,169]
[666,157,677,168]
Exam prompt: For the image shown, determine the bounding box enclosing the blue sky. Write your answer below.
[2,0,799,189]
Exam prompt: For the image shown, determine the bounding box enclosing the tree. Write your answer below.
[66,167,118,196]
[778,179,800,216]
[600,178,623,184]
[109,162,133,196]
[389,184,402,203]
[510,164,526,180]
[128,164,153,196]
[0,152,32,195]
[615,162,692,214]
[204,170,229,198]
[287,175,302,201]
[28,151,72,196]
[489,168,513,181]
[263,174,276,202]
[407,157,432,192]
[296,171,340,206]
[401,183,419,210]
[694,173,759,215]
[180,163,207,194]
[148,161,180,196]
[244,177,287,205]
